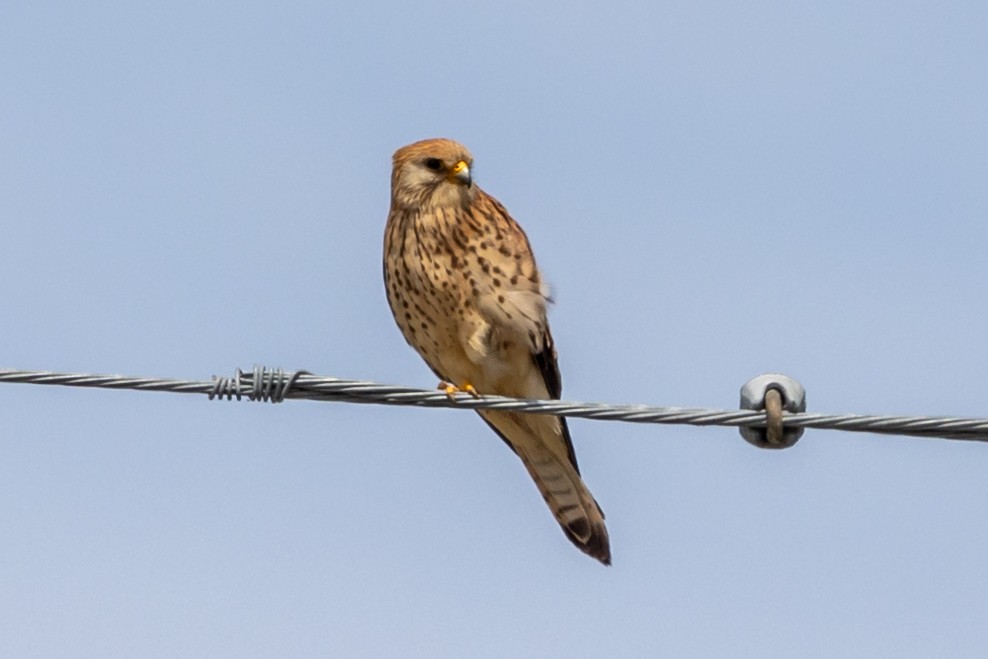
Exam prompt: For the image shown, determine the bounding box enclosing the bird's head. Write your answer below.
[391,138,476,210]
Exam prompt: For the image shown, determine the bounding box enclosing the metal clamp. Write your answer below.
[739,373,806,449]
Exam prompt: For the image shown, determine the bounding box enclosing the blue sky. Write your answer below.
[3,2,987,656]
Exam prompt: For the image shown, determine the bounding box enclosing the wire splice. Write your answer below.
[210,367,309,403]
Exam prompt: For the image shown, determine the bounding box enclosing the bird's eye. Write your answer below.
[424,158,443,171]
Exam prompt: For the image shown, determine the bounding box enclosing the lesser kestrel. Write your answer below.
[383,138,610,565]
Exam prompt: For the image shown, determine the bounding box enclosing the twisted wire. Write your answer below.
[2,367,988,443]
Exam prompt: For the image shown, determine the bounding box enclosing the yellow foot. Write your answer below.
[438,381,480,399]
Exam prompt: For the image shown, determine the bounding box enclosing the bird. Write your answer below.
[383,138,610,565]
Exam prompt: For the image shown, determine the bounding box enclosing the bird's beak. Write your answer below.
[449,160,472,187]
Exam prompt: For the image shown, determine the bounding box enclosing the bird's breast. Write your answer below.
[384,212,480,382]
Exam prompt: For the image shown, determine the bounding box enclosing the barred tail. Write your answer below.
[517,444,611,565]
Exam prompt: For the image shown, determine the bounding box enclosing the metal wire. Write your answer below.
[2,366,988,443]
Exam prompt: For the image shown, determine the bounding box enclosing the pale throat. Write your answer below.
[422,181,474,211]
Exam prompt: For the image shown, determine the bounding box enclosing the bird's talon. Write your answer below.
[437,381,480,399]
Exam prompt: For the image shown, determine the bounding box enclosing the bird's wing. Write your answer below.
[468,195,608,563]
[531,325,580,473]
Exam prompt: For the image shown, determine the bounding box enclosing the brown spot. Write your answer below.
[497,295,505,303]
[462,212,483,232]
[510,275,519,285]
[493,279,501,287]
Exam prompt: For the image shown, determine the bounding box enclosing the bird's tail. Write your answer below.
[516,443,611,566]
[478,409,611,565]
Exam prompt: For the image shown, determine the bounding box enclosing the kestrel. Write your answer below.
[383,138,610,565]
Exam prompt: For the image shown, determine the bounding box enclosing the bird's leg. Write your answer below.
[437,381,480,399]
